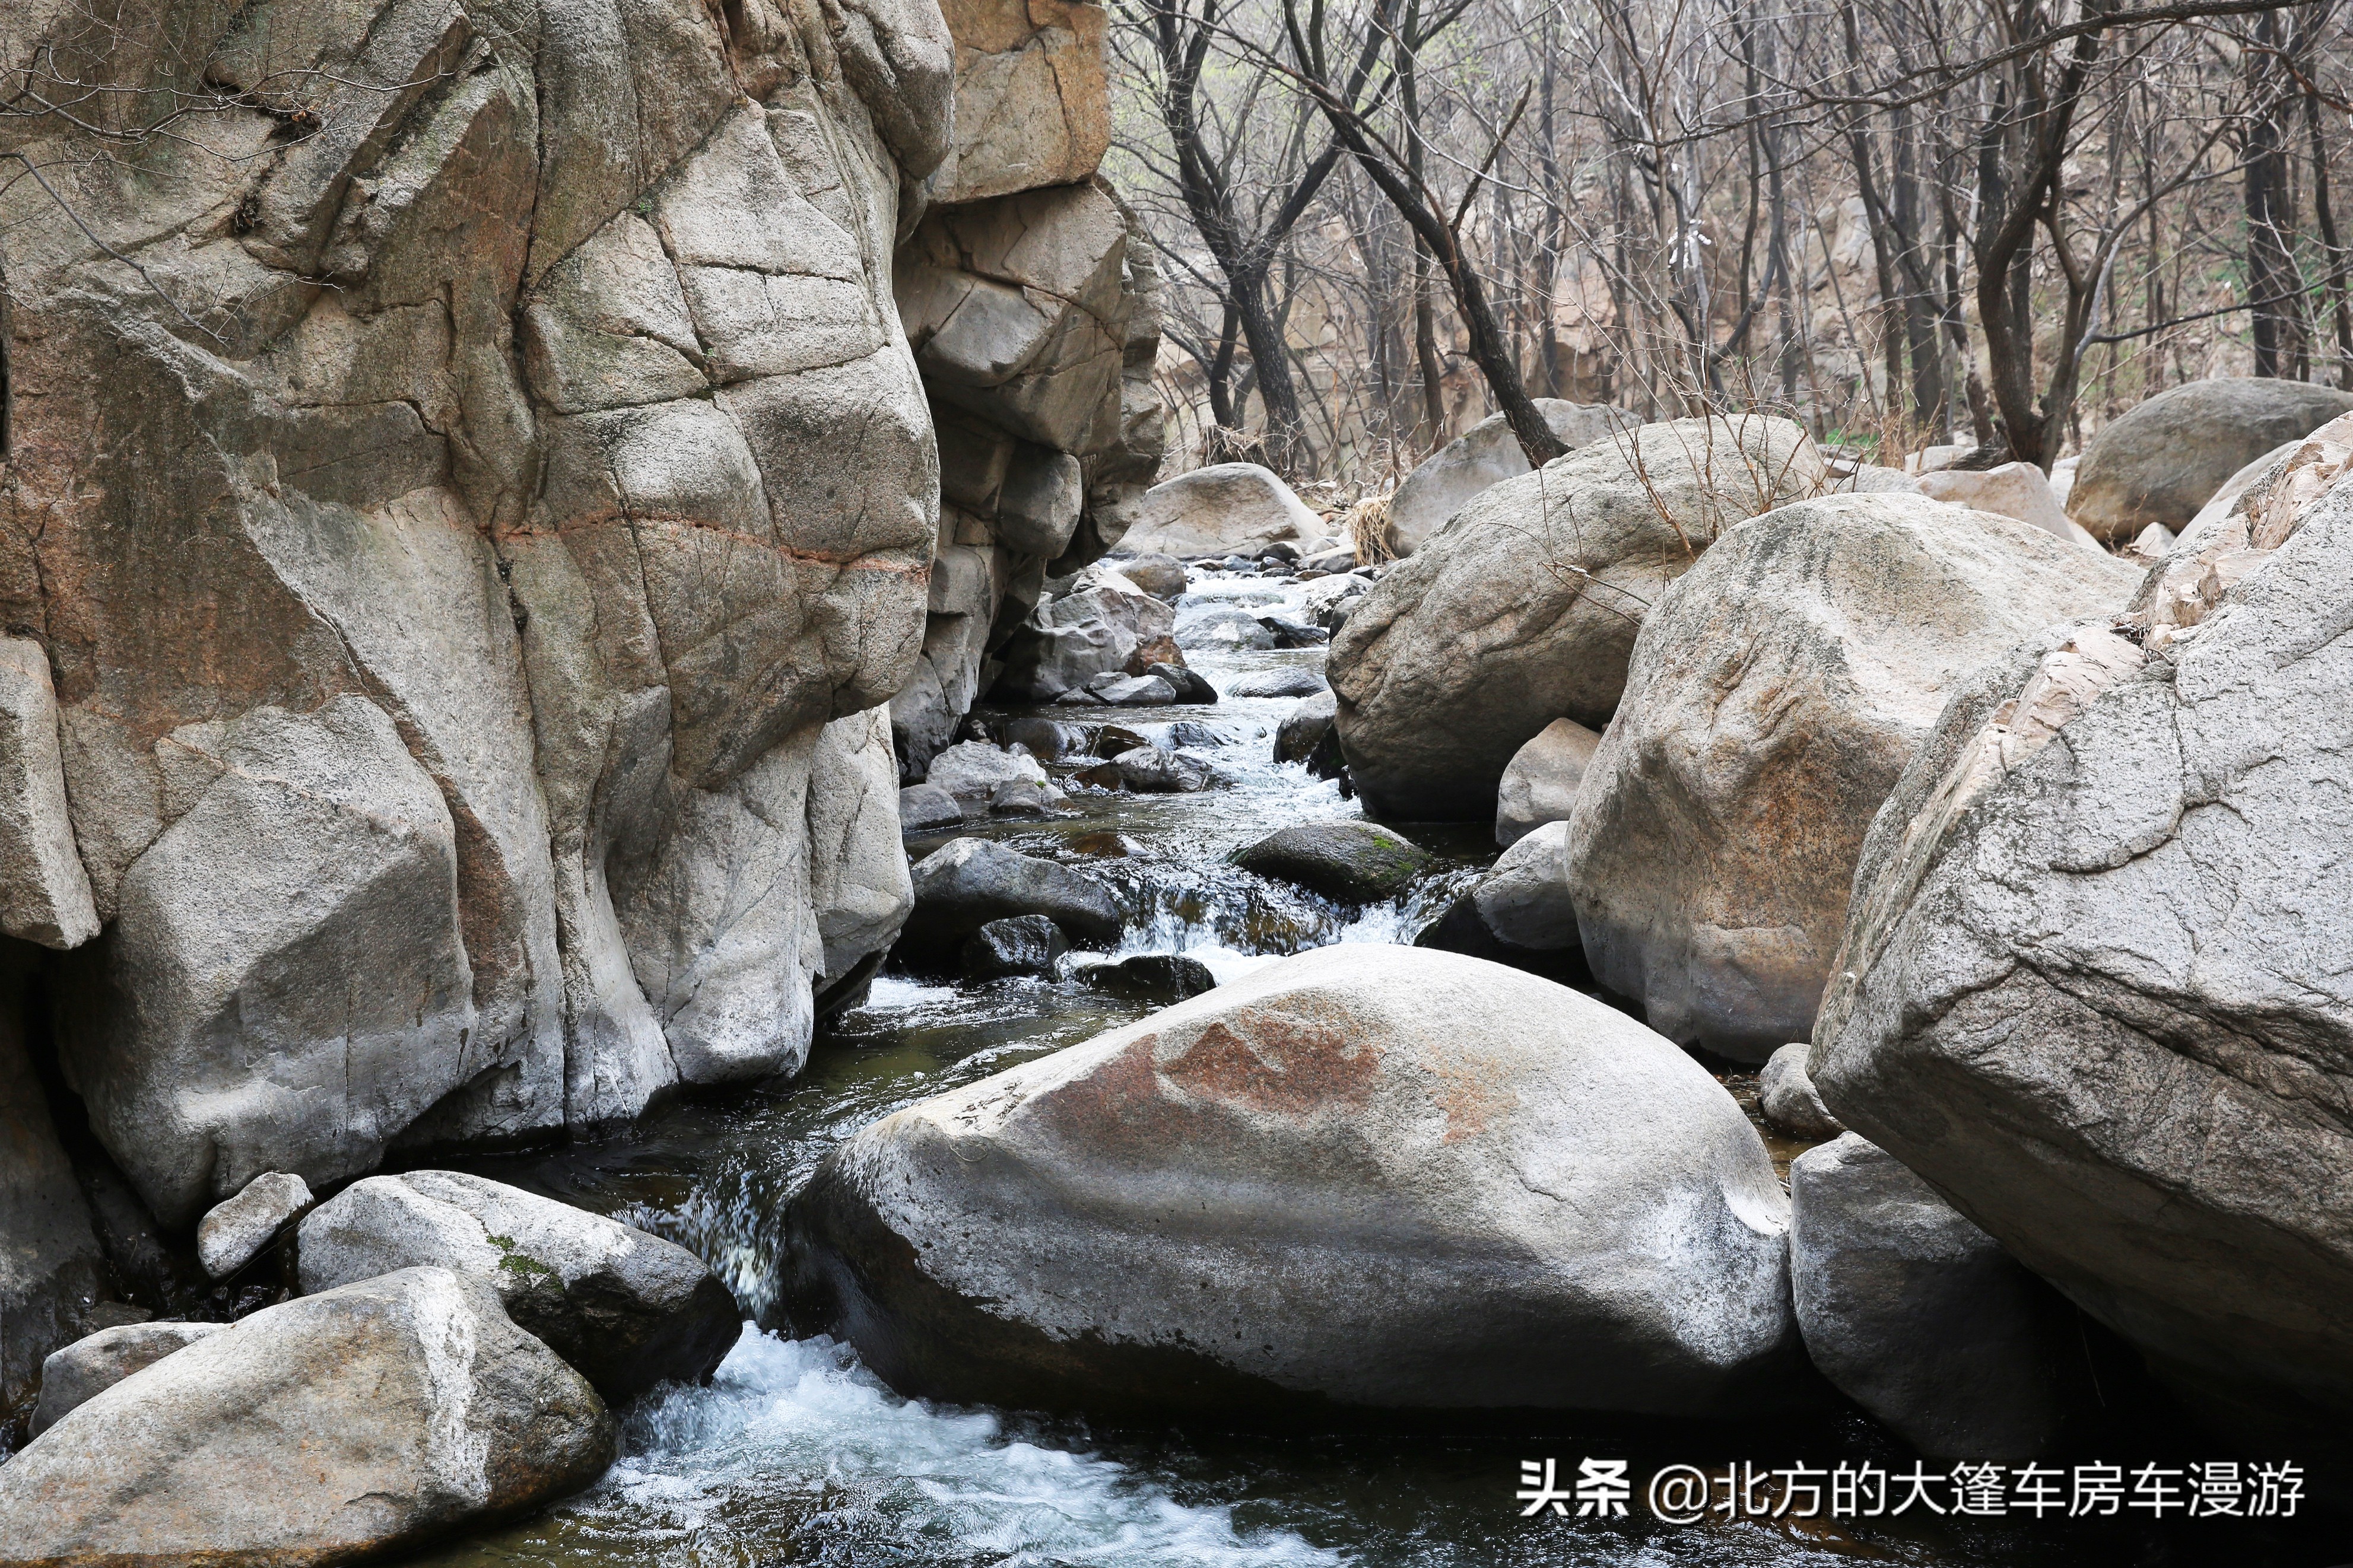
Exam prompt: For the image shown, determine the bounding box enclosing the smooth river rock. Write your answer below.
[1117,464,1322,559]
[1494,717,1601,848]
[1811,466,2353,1463]
[901,837,1123,955]
[1564,494,2139,1060]
[2067,377,2353,539]
[1235,821,1433,903]
[1790,1135,2078,1460]
[1329,416,1824,820]
[0,1268,615,1566]
[296,1171,739,1402]
[782,945,1799,1419]
[1758,1044,1843,1141]
[196,1172,316,1281]
[1382,400,1637,556]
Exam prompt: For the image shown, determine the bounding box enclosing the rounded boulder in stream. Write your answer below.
[780,944,1802,1423]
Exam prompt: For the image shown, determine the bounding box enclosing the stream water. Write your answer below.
[406,567,2342,1568]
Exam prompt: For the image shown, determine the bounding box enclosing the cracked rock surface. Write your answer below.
[1812,457,2353,1461]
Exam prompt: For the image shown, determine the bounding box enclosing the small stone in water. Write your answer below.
[1145,663,1218,703]
[962,916,1069,981]
[1083,953,1218,1004]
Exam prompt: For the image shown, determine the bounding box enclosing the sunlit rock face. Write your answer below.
[0,0,944,1226]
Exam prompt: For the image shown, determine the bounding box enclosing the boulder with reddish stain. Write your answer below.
[782,944,1799,1420]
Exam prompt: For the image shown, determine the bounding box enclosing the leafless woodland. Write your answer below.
[1109,0,2353,485]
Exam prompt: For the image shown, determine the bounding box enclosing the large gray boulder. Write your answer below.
[783,946,1798,1418]
[1564,494,2139,1060]
[296,1170,739,1402]
[992,565,1176,701]
[2067,377,2353,539]
[0,1268,614,1564]
[30,1322,221,1437]
[2,0,955,1220]
[1494,717,1601,848]
[1116,464,1320,559]
[1811,465,2353,1461]
[1329,416,1824,819]
[1790,1135,2079,1460]
[901,837,1123,955]
[1383,400,1636,556]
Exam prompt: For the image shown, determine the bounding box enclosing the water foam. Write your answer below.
[571,1327,1347,1567]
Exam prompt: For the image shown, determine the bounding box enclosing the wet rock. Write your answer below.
[1565,493,2138,1060]
[30,1322,221,1437]
[1081,952,1218,1003]
[1116,554,1189,599]
[1917,462,2104,552]
[903,838,1123,954]
[1174,604,1278,651]
[1329,416,1824,820]
[1236,820,1432,903]
[1226,667,1328,699]
[1255,615,1328,648]
[994,718,1093,760]
[0,1269,614,1563]
[2068,377,2353,538]
[899,784,966,834]
[1790,1136,2078,1460]
[1113,746,1214,793]
[1300,545,1360,573]
[994,568,1178,701]
[989,778,1060,816]
[296,1171,740,1402]
[1118,464,1320,558]
[1142,662,1217,703]
[1758,1044,1843,1141]
[1384,401,1638,556]
[783,946,1798,1420]
[0,639,99,949]
[927,741,1053,804]
[1494,718,1601,848]
[1085,672,1178,706]
[1810,474,2353,1461]
[195,1172,315,1281]
[961,915,1070,981]
[1272,691,1344,781]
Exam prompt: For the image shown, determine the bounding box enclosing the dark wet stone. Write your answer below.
[962,916,1071,981]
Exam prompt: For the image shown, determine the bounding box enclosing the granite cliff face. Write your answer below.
[0,0,960,1405]
[885,0,1163,779]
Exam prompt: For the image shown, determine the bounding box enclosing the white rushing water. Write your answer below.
[557,1327,1347,1567]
